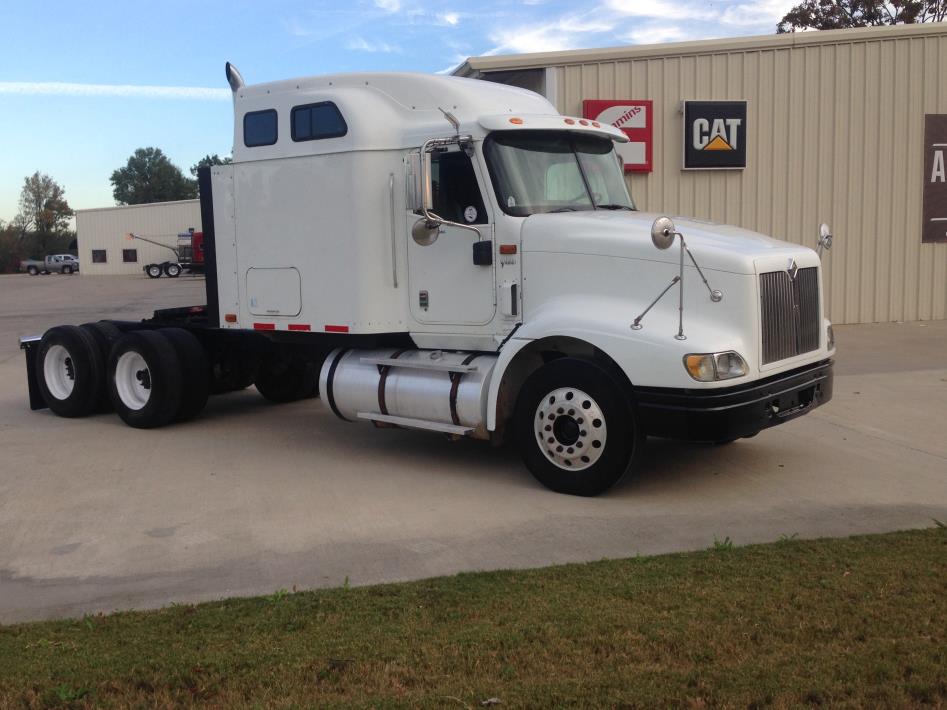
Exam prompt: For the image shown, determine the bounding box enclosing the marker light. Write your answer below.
[684,351,748,382]
[827,324,835,350]
[564,118,576,125]
[509,117,524,125]
[579,119,589,126]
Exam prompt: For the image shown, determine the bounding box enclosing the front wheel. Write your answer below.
[514,358,642,496]
[62,265,73,275]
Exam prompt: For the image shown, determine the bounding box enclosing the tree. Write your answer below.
[14,172,74,257]
[0,221,25,273]
[190,153,232,177]
[778,0,946,32]
[110,147,198,205]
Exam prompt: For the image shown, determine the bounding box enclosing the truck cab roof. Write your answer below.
[230,71,622,163]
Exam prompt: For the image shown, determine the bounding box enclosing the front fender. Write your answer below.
[486,294,754,430]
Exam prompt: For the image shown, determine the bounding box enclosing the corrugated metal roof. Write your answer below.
[452,23,947,76]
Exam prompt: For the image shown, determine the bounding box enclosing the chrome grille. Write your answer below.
[760,266,820,365]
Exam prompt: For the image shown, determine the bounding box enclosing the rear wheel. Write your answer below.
[79,321,124,411]
[164,263,182,278]
[145,264,162,278]
[160,328,209,421]
[254,355,318,403]
[107,330,182,428]
[514,358,642,496]
[35,325,103,417]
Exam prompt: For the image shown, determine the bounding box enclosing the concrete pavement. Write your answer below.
[0,273,944,623]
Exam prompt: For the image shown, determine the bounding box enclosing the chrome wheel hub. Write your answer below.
[534,387,607,471]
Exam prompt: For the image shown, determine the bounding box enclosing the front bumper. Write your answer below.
[635,359,833,443]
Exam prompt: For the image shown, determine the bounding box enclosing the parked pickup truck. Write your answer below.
[20,254,80,275]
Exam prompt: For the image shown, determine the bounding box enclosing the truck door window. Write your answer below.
[430,151,487,224]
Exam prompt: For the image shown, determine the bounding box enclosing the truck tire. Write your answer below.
[145,264,162,278]
[35,325,104,418]
[62,265,73,274]
[107,330,183,429]
[210,353,257,394]
[79,321,124,411]
[164,263,182,278]
[27,265,38,275]
[254,355,317,403]
[160,328,209,421]
[513,358,642,496]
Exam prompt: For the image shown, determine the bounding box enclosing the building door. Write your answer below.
[407,148,496,325]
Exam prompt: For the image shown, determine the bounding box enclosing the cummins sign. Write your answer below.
[683,101,747,170]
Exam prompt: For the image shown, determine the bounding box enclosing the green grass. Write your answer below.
[1,528,944,709]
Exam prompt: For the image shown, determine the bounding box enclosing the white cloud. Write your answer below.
[345,36,403,53]
[718,0,795,27]
[438,11,460,26]
[622,25,690,44]
[373,0,401,12]
[487,13,613,54]
[606,0,717,21]
[0,81,230,100]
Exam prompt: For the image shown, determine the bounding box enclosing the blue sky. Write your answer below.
[0,0,793,223]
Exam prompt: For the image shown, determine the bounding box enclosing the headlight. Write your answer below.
[826,324,835,350]
[684,351,748,382]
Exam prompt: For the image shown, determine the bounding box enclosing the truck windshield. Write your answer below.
[483,130,634,217]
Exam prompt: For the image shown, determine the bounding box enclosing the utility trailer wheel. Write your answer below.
[79,321,124,411]
[159,328,209,421]
[254,355,318,403]
[107,330,183,429]
[164,263,182,278]
[145,264,162,278]
[35,325,104,418]
[27,266,38,276]
[514,358,642,496]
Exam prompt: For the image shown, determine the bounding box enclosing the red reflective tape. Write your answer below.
[288,324,311,331]
[253,322,276,330]
[324,324,349,333]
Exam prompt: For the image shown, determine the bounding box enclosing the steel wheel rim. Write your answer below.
[534,387,607,471]
[148,266,161,277]
[115,351,152,410]
[43,344,76,400]
[168,265,180,276]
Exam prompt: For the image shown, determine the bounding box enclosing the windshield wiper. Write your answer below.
[549,206,577,213]
[595,203,634,211]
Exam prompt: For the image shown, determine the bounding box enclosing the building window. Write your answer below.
[244,109,278,147]
[91,250,107,264]
[122,249,138,263]
[291,102,347,142]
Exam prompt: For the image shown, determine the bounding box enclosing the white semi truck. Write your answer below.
[20,66,835,495]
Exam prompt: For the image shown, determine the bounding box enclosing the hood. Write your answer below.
[521,211,812,274]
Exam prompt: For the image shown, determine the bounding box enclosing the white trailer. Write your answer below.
[21,65,835,495]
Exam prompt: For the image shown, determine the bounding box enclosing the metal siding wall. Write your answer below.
[76,201,202,276]
[554,30,947,324]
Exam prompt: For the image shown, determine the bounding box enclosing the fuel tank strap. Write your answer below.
[377,349,408,416]
[449,353,481,426]
[325,349,351,422]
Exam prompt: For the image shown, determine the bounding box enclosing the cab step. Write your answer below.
[356,412,473,435]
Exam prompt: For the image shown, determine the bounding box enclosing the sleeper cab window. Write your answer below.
[244,109,278,147]
[291,102,347,142]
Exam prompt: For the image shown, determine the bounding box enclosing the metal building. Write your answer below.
[454,24,947,324]
[75,199,201,276]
